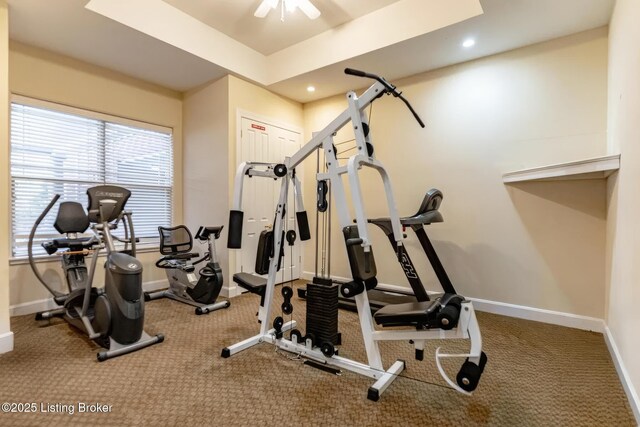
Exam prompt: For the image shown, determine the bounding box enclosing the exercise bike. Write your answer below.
[145,225,230,315]
[29,185,164,361]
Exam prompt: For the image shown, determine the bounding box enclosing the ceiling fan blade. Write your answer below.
[298,0,320,19]
[254,0,276,18]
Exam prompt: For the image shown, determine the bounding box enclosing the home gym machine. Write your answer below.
[29,185,164,361]
[221,68,486,400]
[145,225,230,315]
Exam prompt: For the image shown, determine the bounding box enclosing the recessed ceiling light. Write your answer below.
[462,38,476,48]
[307,86,316,92]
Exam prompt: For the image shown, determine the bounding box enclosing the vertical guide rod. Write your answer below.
[315,148,319,278]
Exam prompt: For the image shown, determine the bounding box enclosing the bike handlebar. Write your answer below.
[344,68,425,128]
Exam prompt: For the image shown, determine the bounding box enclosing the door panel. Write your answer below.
[238,117,302,283]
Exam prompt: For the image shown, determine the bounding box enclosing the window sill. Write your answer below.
[9,245,160,266]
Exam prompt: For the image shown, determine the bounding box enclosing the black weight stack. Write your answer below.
[306,282,340,346]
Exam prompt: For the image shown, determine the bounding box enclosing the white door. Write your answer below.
[237,116,302,283]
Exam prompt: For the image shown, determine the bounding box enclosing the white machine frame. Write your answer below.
[223,75,483,400]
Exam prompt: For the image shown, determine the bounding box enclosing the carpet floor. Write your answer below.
[0,285,635,426]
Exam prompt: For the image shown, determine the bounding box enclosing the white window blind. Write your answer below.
[10,100,173,258]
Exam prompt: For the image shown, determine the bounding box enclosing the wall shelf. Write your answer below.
[503,154,620,183]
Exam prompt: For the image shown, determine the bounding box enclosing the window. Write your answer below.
[10,97,174,258]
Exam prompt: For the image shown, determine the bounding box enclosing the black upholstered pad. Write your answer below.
[51,237,94,249]
[54,202,90,234]
[233,272,267,295]
[373,300,440,326]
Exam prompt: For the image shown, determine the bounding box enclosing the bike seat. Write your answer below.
[158,225,195,256]
[156,252,198,269]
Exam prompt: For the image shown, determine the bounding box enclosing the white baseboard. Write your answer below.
[221,284,240,298]
[10,279,170,317]
[10,298,60,317]
[468,297,605,333]
[147,276,240,298]
[604,327,640,423]
[143,279,169,293]
[0,331,14,354]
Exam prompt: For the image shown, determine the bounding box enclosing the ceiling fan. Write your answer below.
[254,0,321,21]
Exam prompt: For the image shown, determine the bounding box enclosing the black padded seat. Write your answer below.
[233,272,267,293]
[233,272,268,306]
[54,201,90,234]
[373,300,440,326]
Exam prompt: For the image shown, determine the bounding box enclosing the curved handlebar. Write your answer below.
[344,68,425,128]
[28,194,65,298]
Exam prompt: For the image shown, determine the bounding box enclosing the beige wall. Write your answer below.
[605,0,640,412]
[181,74,303,294]
[0,0,11,350]
[303,27,609,318]
[182,76,230,281]
[7,42,183,308]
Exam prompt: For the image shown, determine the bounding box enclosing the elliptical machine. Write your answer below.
[29,185,164,361]
[145,225,230,315]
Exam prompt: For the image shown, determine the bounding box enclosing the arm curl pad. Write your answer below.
[296,211,311,241]
[227,210,244,249]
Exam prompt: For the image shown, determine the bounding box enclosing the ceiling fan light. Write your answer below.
[254,0,276,17]
[284,0,298,13]
[298,0,321,19]
[254,0,320,20]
